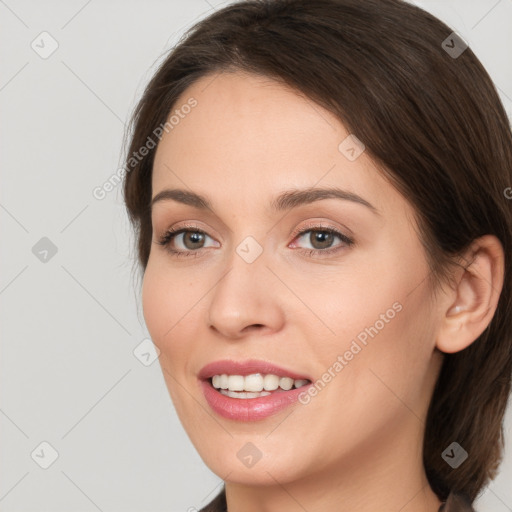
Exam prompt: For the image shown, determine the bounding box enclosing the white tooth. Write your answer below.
[279,377,294,390]
[220,374,229,389]
[228,375,245,391]
[214,374,305,392]
[244,373,264,392]
[245,391,271,398]
[220,389,272,399]
[263,374,280,391]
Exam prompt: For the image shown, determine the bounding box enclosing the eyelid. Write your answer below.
[289,219,353,241]
[159,222,219,247]
[160,220,350,244]
[163,222,219,241]
[288,223,354,256]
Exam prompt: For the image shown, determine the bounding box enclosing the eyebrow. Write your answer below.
[150,187,379,215]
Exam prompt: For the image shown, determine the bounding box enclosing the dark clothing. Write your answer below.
[199,488,227,512]
[198,488,475,511]
[439,491,476,511]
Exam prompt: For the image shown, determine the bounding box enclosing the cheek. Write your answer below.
[297,251,434,418]
[141,264,190,365]
[141,262,210,382]
[291,299,435,472]
[141,267,168,344]
[141,265,197,413]
[142,261,194,341]
[320,278,435,435]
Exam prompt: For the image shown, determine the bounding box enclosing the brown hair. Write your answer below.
[122,0,512,506]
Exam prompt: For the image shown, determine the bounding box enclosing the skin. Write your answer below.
[142,70,504,512]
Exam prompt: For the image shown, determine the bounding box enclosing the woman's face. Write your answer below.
[143,70,444,486]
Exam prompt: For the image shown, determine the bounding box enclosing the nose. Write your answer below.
[207,248,286,340]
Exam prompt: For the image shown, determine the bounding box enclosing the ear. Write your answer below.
[436,235,505,354]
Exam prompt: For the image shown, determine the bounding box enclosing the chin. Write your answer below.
[194,437,309,486]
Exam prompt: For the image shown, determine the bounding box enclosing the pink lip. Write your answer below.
[198,359,313,421]
[200,380,312,421]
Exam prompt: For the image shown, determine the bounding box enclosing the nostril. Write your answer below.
[243,324,264,332]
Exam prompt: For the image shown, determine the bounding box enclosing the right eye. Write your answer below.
[156,225,219,258]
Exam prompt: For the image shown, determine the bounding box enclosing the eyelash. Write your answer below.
[155,222,354,259]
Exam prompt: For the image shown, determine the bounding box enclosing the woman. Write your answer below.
[122,0,512,510]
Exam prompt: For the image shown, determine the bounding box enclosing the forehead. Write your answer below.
[151,71,398,216]
[154,70,343,161]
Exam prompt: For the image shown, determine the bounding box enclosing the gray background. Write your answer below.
[1,1,511,511]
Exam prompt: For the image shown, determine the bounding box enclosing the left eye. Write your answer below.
[292,227,352,252]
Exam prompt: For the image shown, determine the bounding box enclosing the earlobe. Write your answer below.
[436,235,505,354]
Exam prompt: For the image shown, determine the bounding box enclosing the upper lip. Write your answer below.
[198,359,312,381]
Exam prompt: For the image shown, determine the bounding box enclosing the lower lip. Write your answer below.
[200,379,311,421]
